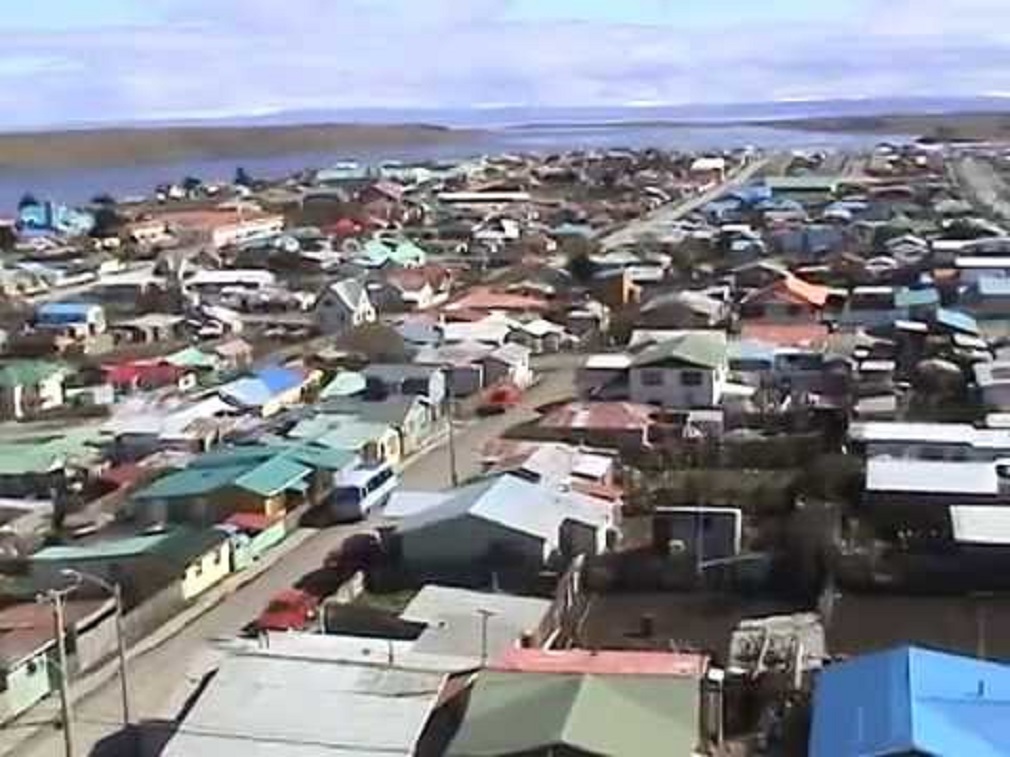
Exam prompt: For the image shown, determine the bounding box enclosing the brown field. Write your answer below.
[0,123,481,168]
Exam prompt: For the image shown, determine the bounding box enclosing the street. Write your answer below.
[598,155,772,250]
[7,361,578,757]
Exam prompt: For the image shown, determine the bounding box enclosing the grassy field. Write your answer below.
[0,122,480,168]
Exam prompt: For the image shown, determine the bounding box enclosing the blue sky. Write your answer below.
[1,0,1008,127]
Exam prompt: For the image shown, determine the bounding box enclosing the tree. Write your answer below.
[566,251,598,285]
[91,193,116,207]
[17,192,39,210]
[90,206,125,239]
[336,322,410,363]
[234,166,254,187]
[182,175,203,194]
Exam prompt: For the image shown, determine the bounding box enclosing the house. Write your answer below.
[445,668,705,757]
[740,273,830,323]
[371,267,448,312]
[444,287,548,316]
[213,338,254,373]
[506,318,572,354]
[219,365,315,417]
[313,278,377,334]
[0,427,103,498]
[102,360,194,395]
[414,343,494,397]
[30,527,232,606]
[110,313,186,345]
[810,646,1010,757]
[361,363,447,409]
[0,360,67,420]
[577,353,634,399]
[849,422,1010,462]
[538,401,657,449]
[637,290,729,330]
[393,473,615,577]
[629,330,729,408]
[690,155,727,184]
[34,302,107,337]
[103,395,239,460]
[0,598,116,724]
[161,634,448,757]
[131,442,355,526]
[442,318,513,347]
[321,396,437,457]
[288,413,402,467]
[151,209,284,249]
[484,343,534,389]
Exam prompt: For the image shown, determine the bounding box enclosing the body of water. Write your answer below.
[0,123,909,212]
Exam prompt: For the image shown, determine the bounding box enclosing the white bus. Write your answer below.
[328,464,398,522]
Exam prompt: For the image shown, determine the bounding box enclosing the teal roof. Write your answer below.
[164,347,219,370]
[234,456,312,497]
[0,360,64,389]
[319,371,367,399]
[133,464,249,500]
[0,427,103,476]
[391,240,427,265]
[316,421,392,451]
[31,527,227,565]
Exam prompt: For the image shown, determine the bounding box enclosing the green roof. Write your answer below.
[233,456,311,497]
[31,527,227,565]
[164,347,219,370]
[319,371,367,399]
[133,464,249,500]
[631,330,728,369]
[446,671,699,757]
[0,360,64,388]
[391,240,427,265]
[0,427,103,476]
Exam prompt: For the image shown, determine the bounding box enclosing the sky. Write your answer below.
[2,0,1009,127]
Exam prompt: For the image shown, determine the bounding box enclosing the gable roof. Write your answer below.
[446,670,700,757]
[320,278,368,312]
[810,646,1010,757]
[0,360,65,388]
[396,473,608,542]
[631,330,728,369]
[744,274,830,308]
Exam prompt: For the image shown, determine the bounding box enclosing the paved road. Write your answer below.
[9,361,577,757]
[598,155,772,250]
[954,156,1010,221]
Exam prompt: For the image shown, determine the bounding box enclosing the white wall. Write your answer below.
[629,365,725,408]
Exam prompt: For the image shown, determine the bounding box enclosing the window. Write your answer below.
[641,369,664,387]
[681,371,703,387]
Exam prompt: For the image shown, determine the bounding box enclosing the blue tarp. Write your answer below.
[811,646,1010,757]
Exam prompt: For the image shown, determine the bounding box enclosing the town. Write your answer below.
[0,141,1008,757]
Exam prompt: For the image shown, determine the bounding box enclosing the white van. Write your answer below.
[328,464,398,522]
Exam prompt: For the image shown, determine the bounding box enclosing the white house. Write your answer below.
[314,278,377,334]
[484,343,534,389]
[628,330,729,408]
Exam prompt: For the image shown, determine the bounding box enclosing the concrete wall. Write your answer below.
[0,652,50,724]
[71,606,119,675]
[181,541,231,601]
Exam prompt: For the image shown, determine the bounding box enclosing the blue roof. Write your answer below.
[977,277,1010,297]
[255,366,305,394]
[895,287,940,309]
[811,646,1010,757]
[936,308,980,335]
[36,302,97,322]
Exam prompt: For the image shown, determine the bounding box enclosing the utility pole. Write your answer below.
[444,366,459,487]
[477,609,495,666]
[40,588,76,757]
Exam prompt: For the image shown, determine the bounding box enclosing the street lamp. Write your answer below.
[60,569,132,731]
[37,574,82,757]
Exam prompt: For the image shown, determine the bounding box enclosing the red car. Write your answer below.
[478,382,522,416]
[254,589,319,632]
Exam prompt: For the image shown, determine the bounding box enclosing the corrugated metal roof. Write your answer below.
[161,649,444,757]
[949,505,1010,544]
[446,670,700,757]
[234,456,312,497]
[630,330,727,369]
[810,646,1010,757]
[866,459,998,495]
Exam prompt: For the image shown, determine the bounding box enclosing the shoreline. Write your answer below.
[0,122,484,170]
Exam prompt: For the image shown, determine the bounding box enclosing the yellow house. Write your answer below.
[30,528,233,608]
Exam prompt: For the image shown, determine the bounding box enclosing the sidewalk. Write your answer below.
[0,527,319,757]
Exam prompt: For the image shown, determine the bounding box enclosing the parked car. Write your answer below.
[478,382,522,416]
[253,589,319,633]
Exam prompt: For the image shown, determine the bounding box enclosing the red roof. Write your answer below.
[493,648,709,678]
[541,402,656,432]
[445,286,548,314]
[741,322,830,348]
[225,512,280,533]
[103,361,185,388]
[745,274,829,309]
